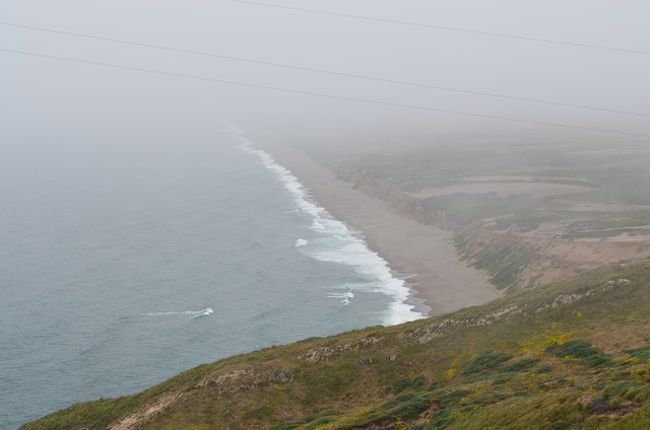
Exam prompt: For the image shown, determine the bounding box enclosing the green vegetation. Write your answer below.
[626,347,650,361]
[546,340,612,368]
[22,262,650,430]
[455,235,535,291]
[323,140,650,292]
[462,352,512,375]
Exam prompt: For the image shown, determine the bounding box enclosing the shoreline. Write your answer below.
[260,142,501,316]
[237,135,422,324]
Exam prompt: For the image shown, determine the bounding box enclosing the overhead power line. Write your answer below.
[231,0,650,56]
[2,48,649,139]
[2,21,649,118]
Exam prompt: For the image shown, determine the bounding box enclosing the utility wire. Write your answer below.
[231,0,650,56]
[2,21,649,118]
[2,48,649,139]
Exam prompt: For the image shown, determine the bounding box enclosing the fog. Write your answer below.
[4,4,650,427]
[2,0,650,151]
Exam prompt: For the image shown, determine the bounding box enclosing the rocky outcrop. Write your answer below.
[412,277,633,344]
[300,335,384,363]
[198,365,294,393]
[109,392,182,430]
[411,304,524,344]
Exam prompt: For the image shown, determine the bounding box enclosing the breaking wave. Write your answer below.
[328,289,354,305]
[227,124,423,326]
[144,307,214,319]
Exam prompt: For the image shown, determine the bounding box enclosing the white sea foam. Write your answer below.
[295,238,309,247]
[227,124,423,326]
[328,289,354,305]
[145,307,213,319]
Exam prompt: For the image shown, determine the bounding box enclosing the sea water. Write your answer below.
[0,128,422,429]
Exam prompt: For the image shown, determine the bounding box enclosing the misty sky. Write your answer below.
[2,0,650,149]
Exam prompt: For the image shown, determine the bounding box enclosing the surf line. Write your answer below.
[226,124,423,325]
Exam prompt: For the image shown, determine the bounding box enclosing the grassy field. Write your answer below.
[22,262,650,430]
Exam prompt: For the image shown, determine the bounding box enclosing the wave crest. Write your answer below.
[295,238,309,247]
[227,123,423,325]
[144,307,214,319]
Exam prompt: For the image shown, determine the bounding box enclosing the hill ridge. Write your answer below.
[22,262,650,430]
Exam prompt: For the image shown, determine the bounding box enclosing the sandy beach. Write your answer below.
[262,143,501,316]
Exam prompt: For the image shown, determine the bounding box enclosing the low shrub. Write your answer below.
[546,340,597,358]
[438,389,472,406]
[426,409,455,429]
[502,357,539,372]
[390,396,432,420]
[384,392,416,408]
[392,375,427,393]
[271,409,341,430]
[270,421,301,430]
[546,340,611,367]
[605,380,642,399]
[463,352,512,375]
[625,346,650,360]
[492,372,515,385]
[588,397,612,414]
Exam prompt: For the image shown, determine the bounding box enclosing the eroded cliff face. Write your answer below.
[327,165,421,219]
[325,162,650,292]
[455,226,650,291]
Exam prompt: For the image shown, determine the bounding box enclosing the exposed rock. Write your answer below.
[109,392,182,430]
[603,278,631,292]
[551,290,592,308]
[300,335,384,362]
[359,356,374,365]
[301,345,350,363]
[414,305,522,343]
[198,366,294,393]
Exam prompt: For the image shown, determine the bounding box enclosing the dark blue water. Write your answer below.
[0,129,421,429]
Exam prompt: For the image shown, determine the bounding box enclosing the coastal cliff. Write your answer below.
[313,142,650,293]
[455,226,650,291]
[22,262,650,429]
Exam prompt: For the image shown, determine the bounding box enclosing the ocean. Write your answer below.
[0,127,422,429]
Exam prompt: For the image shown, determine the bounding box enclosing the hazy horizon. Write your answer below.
[3,0,650,151]
[3,2,650,429]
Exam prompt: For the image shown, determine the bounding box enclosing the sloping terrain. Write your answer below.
[311,140,650,291]
[23,262,650,430]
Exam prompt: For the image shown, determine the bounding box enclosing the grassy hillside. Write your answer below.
[23,262,650,430]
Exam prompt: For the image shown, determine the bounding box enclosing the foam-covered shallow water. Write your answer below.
[0,128,422,429]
